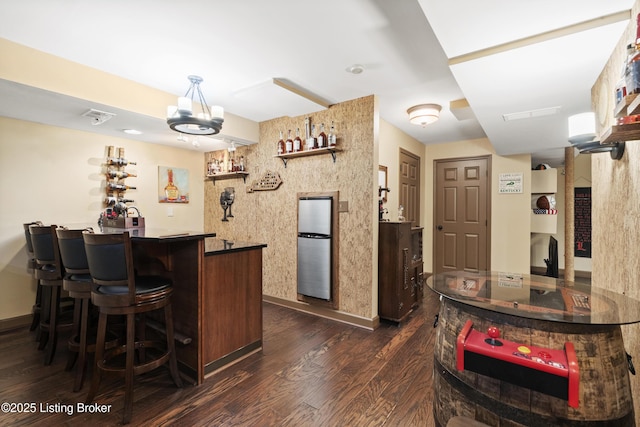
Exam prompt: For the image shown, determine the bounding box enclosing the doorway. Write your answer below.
[399,149,420,226]
[434,156,491,274]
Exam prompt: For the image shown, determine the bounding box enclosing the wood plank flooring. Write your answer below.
[0,291,441,426]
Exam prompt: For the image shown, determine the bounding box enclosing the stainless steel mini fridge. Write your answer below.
[297,195,333,300]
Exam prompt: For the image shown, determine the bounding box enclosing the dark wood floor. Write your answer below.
[0,290,441,426]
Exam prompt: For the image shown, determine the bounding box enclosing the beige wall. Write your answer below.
[592,0,640,415]
[378,119,427,225]
[0,116,205,320]
[424,138,532,274]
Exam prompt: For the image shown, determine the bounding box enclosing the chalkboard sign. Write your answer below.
[574,187,591,258]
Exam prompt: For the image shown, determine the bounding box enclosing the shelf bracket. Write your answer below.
[281,158,288,168]
[329,149,337,163]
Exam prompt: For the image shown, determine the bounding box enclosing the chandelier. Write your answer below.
[167,75,224,135]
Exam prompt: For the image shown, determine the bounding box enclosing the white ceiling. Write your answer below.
[0,0,634,165]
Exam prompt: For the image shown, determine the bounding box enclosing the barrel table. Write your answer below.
[427,271,640,427]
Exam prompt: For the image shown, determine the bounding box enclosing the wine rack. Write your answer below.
[102,146,144,228]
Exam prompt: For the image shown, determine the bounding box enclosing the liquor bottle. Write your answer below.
[239,156,245,171]
[107,170,137,179]
[317,123,327,148]
[277,131,285,155]
[108,157,137,166]
[294,128,302,152]
[105,196,134,205]
[305,118,313,151]
[164,169,179,201]
[311,124,318,149]
[626,14,640,95]
[286,130,294,153]
[108,183,137,191]
[328,121,337,147]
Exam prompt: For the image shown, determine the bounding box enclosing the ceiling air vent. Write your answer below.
[82,108,116,125]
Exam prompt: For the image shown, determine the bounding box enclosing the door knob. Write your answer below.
[437,225,443,230]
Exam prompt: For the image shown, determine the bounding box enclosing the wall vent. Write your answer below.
[82,108,116,125]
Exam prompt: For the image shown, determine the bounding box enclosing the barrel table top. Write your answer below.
[427,271,640,326]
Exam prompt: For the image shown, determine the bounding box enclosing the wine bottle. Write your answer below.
[164,169,179,201]
[311,124,318,149]
[108,157,137,166]
[277,131,285,155]
[105,196,134,205]
[294,128,302,152]
[317,123,327,148]
[286,130,293,153]
[328,121,337,147]
[108,183,137,191]
[107,170,137,179]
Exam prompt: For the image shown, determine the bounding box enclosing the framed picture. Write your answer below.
[158,166,189,203]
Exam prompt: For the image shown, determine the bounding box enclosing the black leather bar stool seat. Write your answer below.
[56,227,118,392]
[29,224,74,365]
[23,221,42,333]
[83,231,182,424]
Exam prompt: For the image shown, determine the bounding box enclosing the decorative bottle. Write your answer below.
[294,128,302,152]
[317,123,327,148]
[277,131,285,155]
[311,124,318,149]
[286,130,294,153]
[328,121,337,147]
[164,169,179,201]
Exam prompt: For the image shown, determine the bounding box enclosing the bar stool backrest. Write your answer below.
[29,225,56,265]
[56,227,93,275]
[83,231,135,304]
[23,221,42,256]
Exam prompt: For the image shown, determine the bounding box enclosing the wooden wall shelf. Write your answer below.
[206,171,249,183]
[274,147,340,168]
[600,122,640,145]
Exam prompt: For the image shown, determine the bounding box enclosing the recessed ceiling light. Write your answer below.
[123,129,142,135]
[346,64,365,74]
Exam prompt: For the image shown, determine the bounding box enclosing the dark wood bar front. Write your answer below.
[101,228,266,385]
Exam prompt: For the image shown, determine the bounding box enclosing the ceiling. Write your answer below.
[0,0,634,165]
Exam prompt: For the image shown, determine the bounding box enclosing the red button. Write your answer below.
[538,351,551,360]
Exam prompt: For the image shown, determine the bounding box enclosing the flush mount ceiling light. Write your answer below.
[167,75,224,136]
[407,104,442,126]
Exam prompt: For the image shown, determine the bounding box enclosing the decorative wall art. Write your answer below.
[158,166,189,203]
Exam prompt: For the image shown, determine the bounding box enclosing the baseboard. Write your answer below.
[0,314,31,333]
[263,295,379,331]
[530,266,592,281]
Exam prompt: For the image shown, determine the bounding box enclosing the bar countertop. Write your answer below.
[204,238,267,255]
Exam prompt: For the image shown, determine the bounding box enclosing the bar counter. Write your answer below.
[86,225,266,384]
[427,271,640,426]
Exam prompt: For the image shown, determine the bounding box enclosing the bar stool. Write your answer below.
[56,226,118,392]
[23,221,42,333]
[83,231,182,424]
[29,224,74,365]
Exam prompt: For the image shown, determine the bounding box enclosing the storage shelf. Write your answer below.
[600,122,640,145]
[274,147,340,168]
[206,171,249,183]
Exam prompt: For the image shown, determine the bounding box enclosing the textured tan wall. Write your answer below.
[204,96,378,319]
[592,1,640,416]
